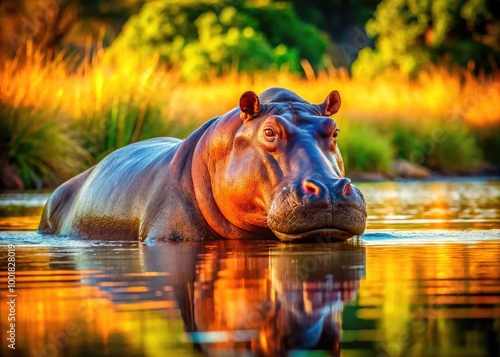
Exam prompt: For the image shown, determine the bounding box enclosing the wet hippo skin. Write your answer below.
[38,88,367,242]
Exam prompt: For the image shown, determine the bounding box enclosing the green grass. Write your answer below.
[75,96,195,162]
[471,124,500,167]
[388,119,482,172]
[0,46,197,189]
[100,102,196,161]
[337,117,484,174]
[338,119,394,173]
[0,44,497,189]
[66,55,197,163]
[0,100,89,189]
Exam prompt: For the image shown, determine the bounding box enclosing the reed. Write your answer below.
[1,43,498,188]
[171,65,500,126]
[0,43,88,189]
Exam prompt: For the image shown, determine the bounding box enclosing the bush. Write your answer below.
[68,54,195,162]
[0,44,194,189]
[388,119,482,171]
[0,45,89,189]
[352,0,499,77]
[110,1,329,80]
[472,125,500,167]
[338,117,483,174]
[0,100,88,189]
[338,120,394,173]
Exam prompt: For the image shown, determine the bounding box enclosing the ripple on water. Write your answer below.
[0,193,50,207]
[0,180,498,357]
[363,229,500,245]
[0,232,140,247]
[1,230,499,247]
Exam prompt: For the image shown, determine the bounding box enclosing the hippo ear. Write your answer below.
[321,90,341,116]
[239,91,261,121]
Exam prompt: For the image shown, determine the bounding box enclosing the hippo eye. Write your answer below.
[264,128,276,138]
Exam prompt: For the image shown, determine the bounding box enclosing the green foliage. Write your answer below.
[352,0,500,77]
[471,124,500,167]
[0,101,88,189]
[242,3,327,71]
[389,119,482,171]
[338,117,483,173]
[74,91,195,162]
[282,0,381,67]
[110,1,328,80]
[78,101,157,161]
[338,120,394,173]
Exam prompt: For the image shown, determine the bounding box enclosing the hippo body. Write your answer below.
[39,88,367,242]
[39,128,216,241]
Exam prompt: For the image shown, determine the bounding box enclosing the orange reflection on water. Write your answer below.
[0,252,118,356]
[0,216,41,231]
[0,246,199,357]
[0,239,498,356]
[352,241,500,357]
[0,242,365,357]
[360,180,500,230]
[191,245,364,356]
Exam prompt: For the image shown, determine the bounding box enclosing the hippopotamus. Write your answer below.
[38,87,366,242]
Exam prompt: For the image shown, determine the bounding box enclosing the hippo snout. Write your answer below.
[267,177,367,242]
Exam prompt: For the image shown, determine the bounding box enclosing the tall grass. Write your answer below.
[0,42,194,188]
[0,44,88,189]
[171,66,500,126]
[1,43,498,189]
[69,49,194,161]
[169,65,497,174]
[0,100,89,189]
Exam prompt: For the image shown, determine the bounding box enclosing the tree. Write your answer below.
[286,0,380,68]
[0,0,78,56]
[352,0,500,77]
[109,0,329,80]
[0,0,143,58]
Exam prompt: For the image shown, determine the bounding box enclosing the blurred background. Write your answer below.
[1,0,499,190]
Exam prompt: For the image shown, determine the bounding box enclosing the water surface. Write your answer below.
[0,179,499,357]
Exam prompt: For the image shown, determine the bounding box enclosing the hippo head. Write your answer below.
[196,88,367,242]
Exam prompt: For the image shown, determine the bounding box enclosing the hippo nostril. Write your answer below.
[343,183,353,196]
[339,178,353,197]
[302,180,320,196]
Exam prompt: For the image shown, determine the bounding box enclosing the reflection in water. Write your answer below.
[1,237,500,357]
[0,180,499,356]
[354,241,500,357]
[141,241,365,356]
[0,193,48,230]
[191,243,361,356]
[0,240,366,356]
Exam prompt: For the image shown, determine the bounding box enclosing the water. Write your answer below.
[0,179,499,357]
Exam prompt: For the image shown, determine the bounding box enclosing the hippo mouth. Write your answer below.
[267,179,367,243]
[271,227,358,243]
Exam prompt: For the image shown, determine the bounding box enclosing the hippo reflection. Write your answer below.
[39,88,366,242]
[79,241,366,356]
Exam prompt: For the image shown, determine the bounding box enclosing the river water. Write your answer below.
[0,179,499,357]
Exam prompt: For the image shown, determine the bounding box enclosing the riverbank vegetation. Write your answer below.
[0,0,499,189]
[2,45,497,189]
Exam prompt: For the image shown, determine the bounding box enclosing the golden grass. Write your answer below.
[0,44,498,188]
[171,66,500,126]
[0,42,178,130]
[2,43,498,130]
